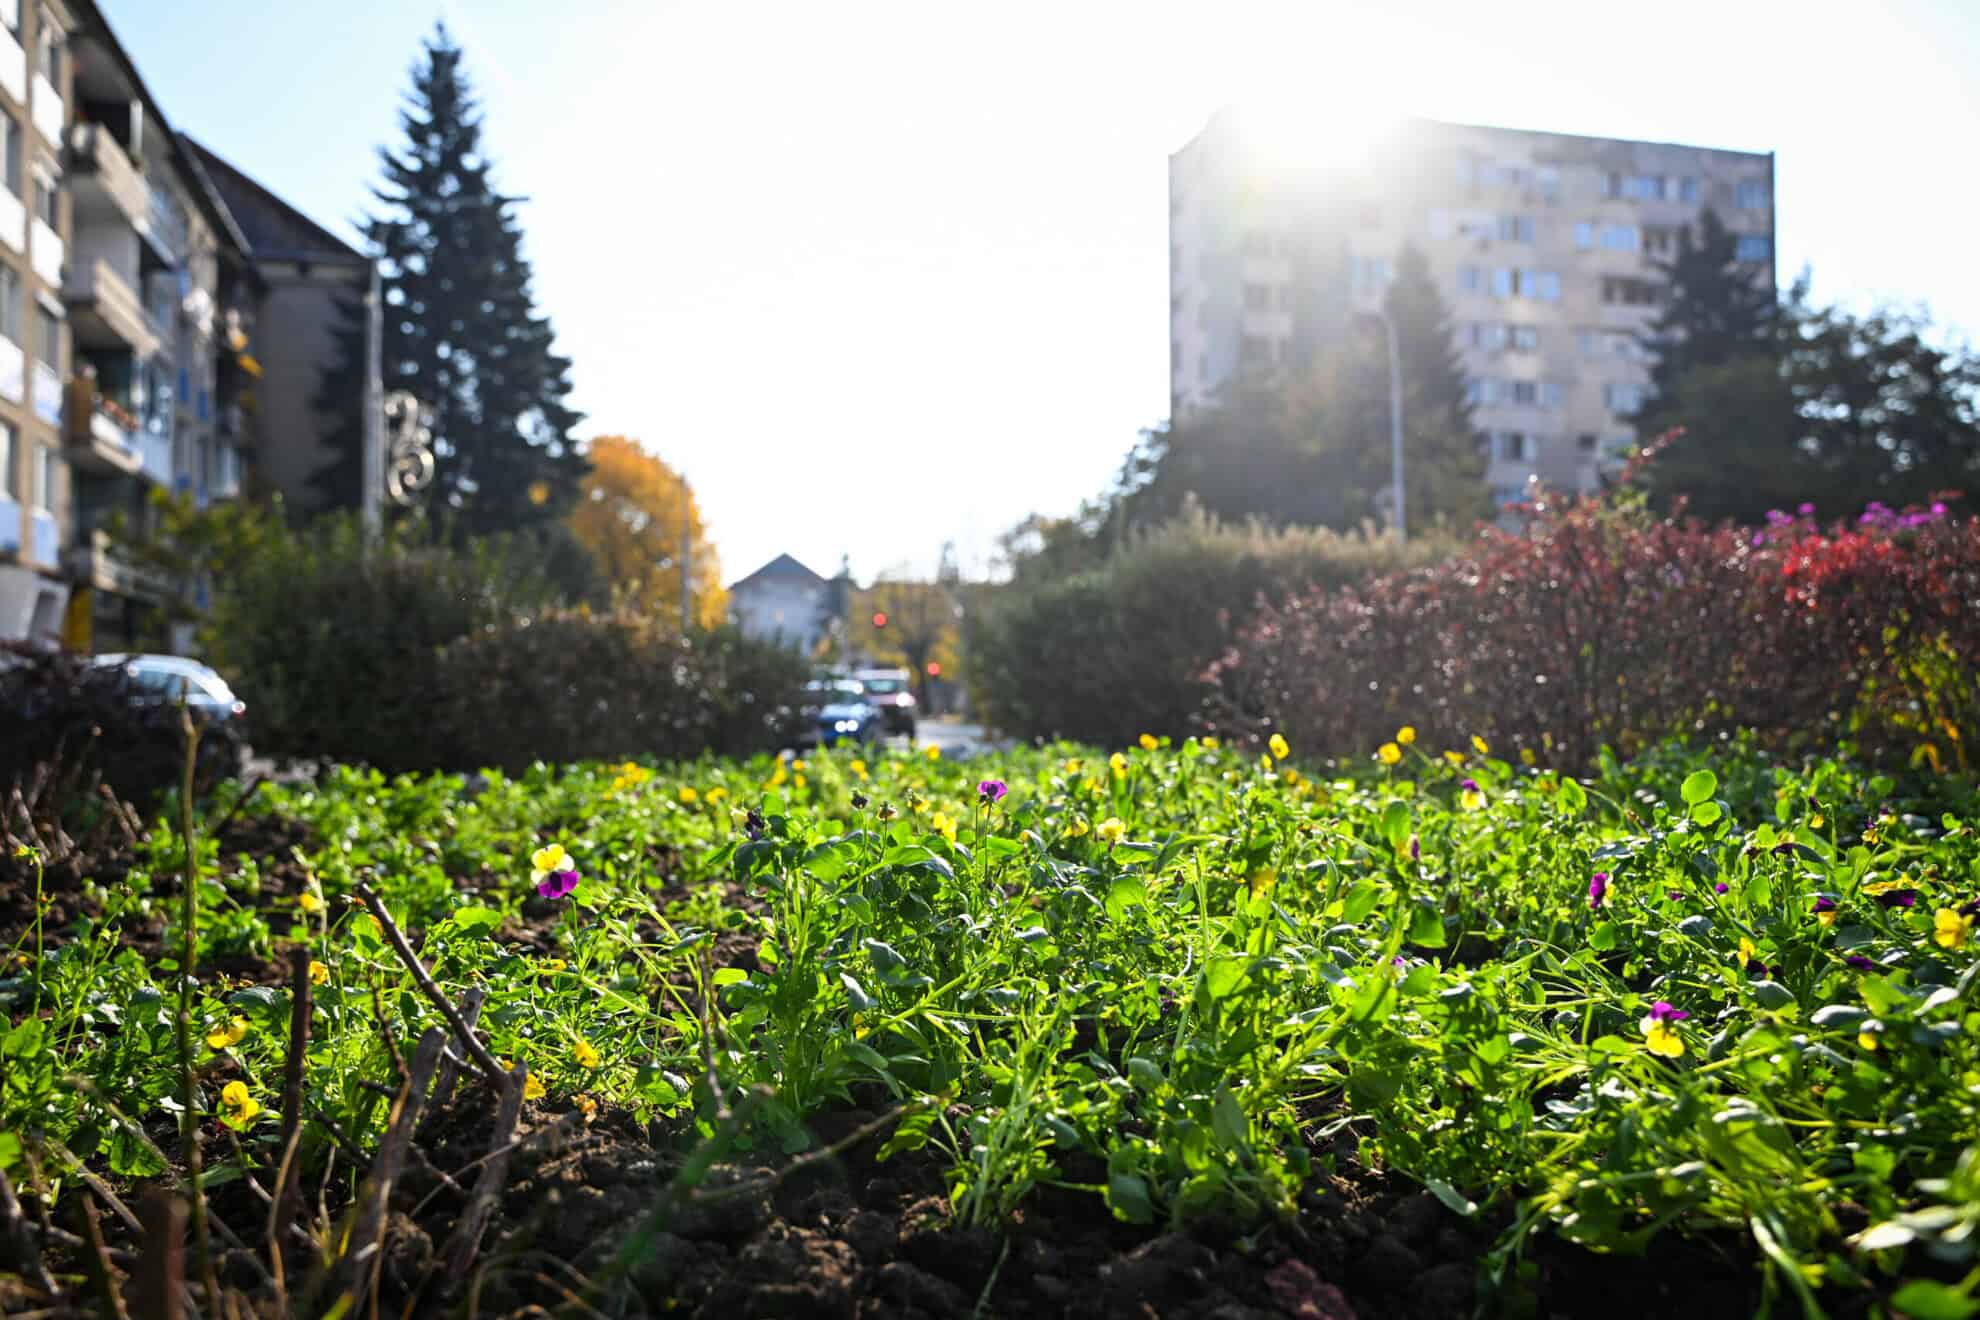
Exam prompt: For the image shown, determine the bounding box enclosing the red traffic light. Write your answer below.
[926,661,942,677]
[872,612,888,628]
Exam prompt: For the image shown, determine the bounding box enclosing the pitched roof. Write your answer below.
[729,553,828,591]
[185,139,367,267]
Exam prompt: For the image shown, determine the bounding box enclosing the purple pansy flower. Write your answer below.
[1589,872,1609,910]
[1814,896,1837,913]
[1873,889,1917,909]
[536,869,579,900]
[1714,882,1730,894]
[1647,1001,1689,1024]
[1844,955,1876,971]
[977,779,1008,803]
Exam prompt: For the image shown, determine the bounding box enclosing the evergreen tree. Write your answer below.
[1379,243,1491,528]
[311,25,584,533]
[1640,207,1778,391]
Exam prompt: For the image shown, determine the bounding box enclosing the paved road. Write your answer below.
[914,718,994,758]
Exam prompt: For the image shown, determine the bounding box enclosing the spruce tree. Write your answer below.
[1379,242,1490,528]
[311,25,584,532]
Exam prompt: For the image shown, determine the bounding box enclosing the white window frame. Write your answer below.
[31,439,52,511]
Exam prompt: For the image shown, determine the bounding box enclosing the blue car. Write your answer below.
[798,679,886,749]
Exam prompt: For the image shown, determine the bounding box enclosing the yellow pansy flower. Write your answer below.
[1096,817,1127,845]
[924,745,941,761]
[931,812,958,843]
[1247,868,1277,901]
[1396,726,1416,746]
[1443,750,1466,767]
[309,960,330,986]
[1520,747,1537,767]
[730,807,750,831]
[679,786,700,805]
[877,803,899,822]
[299,891,324,914]
[1643,1019,1684,1059]
[1858,1030,1881,1052]
[219,1080,261,1127]
[1064,757,1084,774]
[573,1039,601,1069]
[794,774,808,790]
[1110,752,1129,778]
[1378,743,1402,766]
[851,759,869,781]
[1460,787,1483,811]
[1472,735,1490,756]
[1139,734,1158,751]
[706,786,729,803]
[524,1072,546,1100]
[531,844,570,875]
[206,1017,248,1050]
[1268,733,1290,761]
[769,765,789,788]
[1935,908,1974,950]
[1736,937,1757,970]
[542,958,567,973]
[1201,737,1219,751]
[1068,816,1091,838]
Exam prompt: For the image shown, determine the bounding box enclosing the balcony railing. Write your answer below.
[67,123,149,230]
[30,72,63,147]
[147,181,188,262]
[63,377,143,475]
[31,359,61,426]
[66,527,173,601]
[138,427,172,486]
[29,216,62,287]
[66,257,164,357]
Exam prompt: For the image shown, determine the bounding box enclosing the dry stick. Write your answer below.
[437,1061,527,1292]
[273,945,313,1256]
[73,1193,131,1320]
[173,704,221,1316]
[0,1164,57,1299]
[207,774,266,842]
[353,882,505,1088]
[426,986,485,1118]
[97,781,142,851]
[137,1191,186,1320]
[323,1026,445,1317]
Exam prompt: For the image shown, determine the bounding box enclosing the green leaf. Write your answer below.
[1810,1004,1869,1031]
[1104,875,1148,923]
[1340,881,1382,924]
[1126,1057,1165,1091]
[1380,800,1412,852]
[1408,903,1447,948]
[1690,800,1723,827]
[840,973,875,1012]
[1425,1177,1478,1218]
[449,906,503,937]
[1681,769,1718,806]
[711,967,748,987]
[1749,980,1797,1011]
[1588,922,1618,952]
[863,940,906,973]
[1212,1086,1250,1152]
[1888,1280,1979,1320]
[1201,955,1254,1002]
[1105,1170,1156,1224]
[1557,779,1588,815]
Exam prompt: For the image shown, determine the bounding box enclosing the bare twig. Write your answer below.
[353,882,505,1088]
[137,1192,185,1320]
[174,703,220,1315]
[274,946,312,1253]
[97,781,143,851]
[426,986,485,1117]
[207,774,266,841]
[0,1164,57,1298]
[321,1026,444,1316]
[438,1060,528,1291]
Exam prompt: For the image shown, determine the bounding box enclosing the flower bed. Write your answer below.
[2,736,1976,1317]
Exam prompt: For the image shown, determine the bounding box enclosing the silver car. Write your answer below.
[95,653,247,723]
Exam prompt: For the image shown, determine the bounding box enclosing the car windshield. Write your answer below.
[818,685,864,705]
[860,678,905,695]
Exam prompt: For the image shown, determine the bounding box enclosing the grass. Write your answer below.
[3,732,1979,1316]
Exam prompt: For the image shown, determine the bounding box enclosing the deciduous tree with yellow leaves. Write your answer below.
[569,435,727,627]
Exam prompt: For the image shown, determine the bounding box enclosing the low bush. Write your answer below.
[427,611,809,772]
[206,516,561,771]
[970,508,1449,745]
[1205,493,1980,768]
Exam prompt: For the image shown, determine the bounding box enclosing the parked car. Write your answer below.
[854,668,917,739]
[93,654,247,725]
[792,679,886,749]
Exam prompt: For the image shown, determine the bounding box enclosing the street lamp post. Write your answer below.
[1357,307,1405,544]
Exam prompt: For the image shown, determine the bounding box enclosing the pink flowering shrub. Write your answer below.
[1204,489,1980,770]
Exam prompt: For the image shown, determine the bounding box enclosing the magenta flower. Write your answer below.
[977,779,1008,804]
[1814,896,1837,913]
[1409,833,1421,862]
[536,869,579,900]
[1589,873,1609,910]
[1714,882,1730,894]
[1647,1001,1689,1024]
[1844,955,1876,971]
[1872,889,1917,909]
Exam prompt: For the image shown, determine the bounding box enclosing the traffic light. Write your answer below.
[926,661,942,677]
[872,612,888,629]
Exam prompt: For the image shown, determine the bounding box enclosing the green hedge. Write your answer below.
[970,510,1447,746]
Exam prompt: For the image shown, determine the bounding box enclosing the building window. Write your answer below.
[1510,325,1539,351]
[1464,321,1509,352]
[0,0,17,37]
[1465,377,1502,407]
[1605,382,1645,414]
[1601,276,1661,307]
[1496,432,1535,462]
[1493,484,1526,508]
[33,169,55,228]
[1643,224,1681,257]
[1600,224,1640,252]
[1735,234,1772,262]
[1573,221,1594,250]
[1457,265,1483,295]
[0,420,13,500]
[1577,432,1599,453]
[1490,267,1513,299]
[1679,177,1699,203]
[1607,173,1667,201]
[1497,214,1535,243]
[1508,381,1538,406]
[1244,283,1271,311]
[34,304,56,370]
[0,265,17,344]
[1515,268,1560,301]
[31,441,52,510]
[1736,180,1769,210]
[34,12,58,82]
[0,115,16,199]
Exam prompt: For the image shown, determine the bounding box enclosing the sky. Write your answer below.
[106,0,1980,585]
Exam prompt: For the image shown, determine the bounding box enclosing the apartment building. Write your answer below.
[0,0,380,648]
[1168,108,1776,513]
[0,0,75,644]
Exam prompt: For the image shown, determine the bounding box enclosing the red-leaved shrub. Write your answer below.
[1204,493,1980,770]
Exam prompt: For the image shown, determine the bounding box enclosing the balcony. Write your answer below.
[67,123,149,231]
[66,258,162,358]
[0,25,22,110]
[30,72,63,147]
[30,359,60,426]
[65,526,170,600]
[63,378,143,476]
[147,180,187,263]
[0,187,21,257]
[29,216,62,287]
[0,335,21,405]
[30,508,56,567]
[138,426,171,485]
